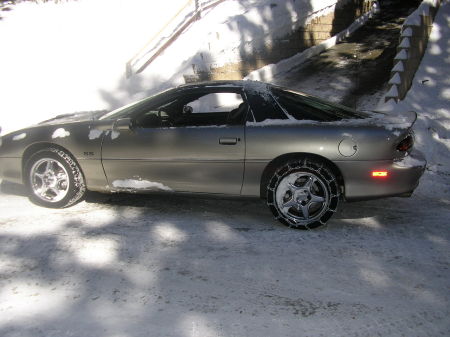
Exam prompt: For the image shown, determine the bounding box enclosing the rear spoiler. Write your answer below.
[362,110,418,131]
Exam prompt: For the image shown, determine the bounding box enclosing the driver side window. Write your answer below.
[134,109,171,128]
[134,91,247,128]
[178,92,245,127]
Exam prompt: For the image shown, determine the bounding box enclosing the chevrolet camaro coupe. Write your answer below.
[0,81,426,229]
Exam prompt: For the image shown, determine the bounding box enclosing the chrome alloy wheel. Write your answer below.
[29,158,70,203]
[275,172,329,225]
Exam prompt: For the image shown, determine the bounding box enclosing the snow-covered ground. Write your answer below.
[0,184,449,337]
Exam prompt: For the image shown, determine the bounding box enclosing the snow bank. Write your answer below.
[377,1,450,198]
[394,154,427,168]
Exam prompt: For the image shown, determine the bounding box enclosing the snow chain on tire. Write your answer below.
[266,158,340,229]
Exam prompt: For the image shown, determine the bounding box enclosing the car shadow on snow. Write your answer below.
[0,178,428,232]
[0,180,27,197]
[80,189,445,231]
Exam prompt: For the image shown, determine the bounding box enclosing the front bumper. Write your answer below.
[335,149,426,201]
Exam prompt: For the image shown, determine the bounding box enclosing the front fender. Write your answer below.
[0,120,113,191]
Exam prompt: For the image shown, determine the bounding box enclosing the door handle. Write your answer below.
[219,137,239,145]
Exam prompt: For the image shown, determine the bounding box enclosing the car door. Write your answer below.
[101,87,247,195]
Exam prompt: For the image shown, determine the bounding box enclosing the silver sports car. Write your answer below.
[0,81,426,229]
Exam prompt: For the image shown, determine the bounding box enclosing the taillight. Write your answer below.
[397,133,414,152]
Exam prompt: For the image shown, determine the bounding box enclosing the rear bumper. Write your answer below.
[336,149,426,201]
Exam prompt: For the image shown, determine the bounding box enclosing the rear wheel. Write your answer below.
[25,148,86,208]
[267,159,339,229]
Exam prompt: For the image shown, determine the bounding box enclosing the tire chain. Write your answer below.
[267,158,340,229]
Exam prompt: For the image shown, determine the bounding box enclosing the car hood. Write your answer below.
[37,110,107,126]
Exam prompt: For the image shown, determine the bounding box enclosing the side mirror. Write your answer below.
[114,118,133,131]
[183,105,193,114]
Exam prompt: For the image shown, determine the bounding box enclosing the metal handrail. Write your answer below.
[126,0,226,78]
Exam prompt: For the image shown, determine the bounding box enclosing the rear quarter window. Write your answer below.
[245,90,288,122]
[272,88,363,122]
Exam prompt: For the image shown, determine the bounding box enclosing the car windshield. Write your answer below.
[99,88,174,120]
[271,87,369,121]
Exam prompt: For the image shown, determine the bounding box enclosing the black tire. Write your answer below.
[267,158,339,229]
[24,148,86,208]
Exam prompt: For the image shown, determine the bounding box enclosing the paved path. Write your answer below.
[271,0,420,110]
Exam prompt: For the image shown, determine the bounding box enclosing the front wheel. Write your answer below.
[267,159,340,229]
[25,148,86,208]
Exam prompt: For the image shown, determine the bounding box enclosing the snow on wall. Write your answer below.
[146,0,342,71]
[129,0,349,95]
[245,1,380,82]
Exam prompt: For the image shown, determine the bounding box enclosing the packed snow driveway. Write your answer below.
[0,181,449,337]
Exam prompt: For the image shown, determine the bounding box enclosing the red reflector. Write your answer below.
[372,171,388,177]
